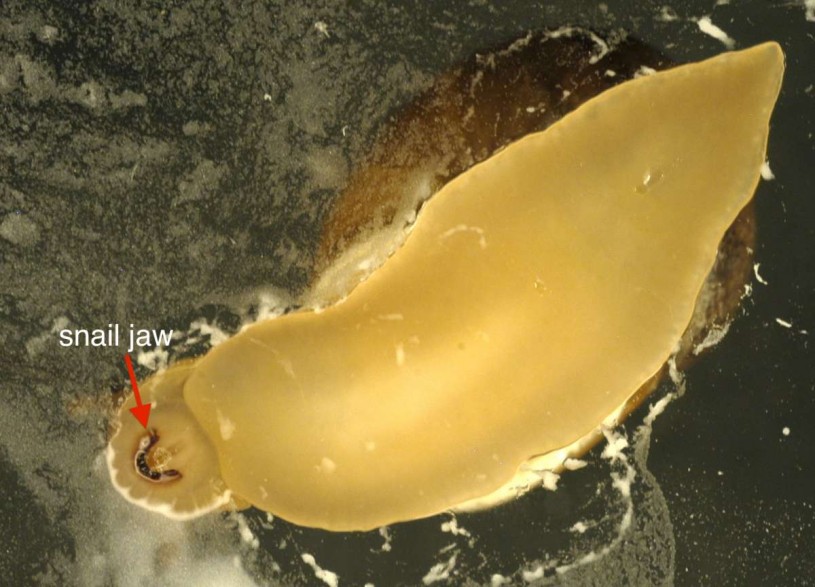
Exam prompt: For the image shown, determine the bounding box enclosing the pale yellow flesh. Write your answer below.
[109,43,783,530]
[184,43,782,531]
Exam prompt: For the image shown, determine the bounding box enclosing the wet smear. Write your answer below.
[0,449,73,585]
[2,2,812,586]
[0,213,41,247]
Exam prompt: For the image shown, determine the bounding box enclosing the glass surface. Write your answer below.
[1,1,812,585]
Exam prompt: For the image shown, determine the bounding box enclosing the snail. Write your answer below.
[107,33,783,532]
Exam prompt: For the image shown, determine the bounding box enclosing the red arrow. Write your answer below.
[124,354,151,428]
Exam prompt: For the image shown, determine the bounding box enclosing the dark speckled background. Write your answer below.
[1,1,813,585]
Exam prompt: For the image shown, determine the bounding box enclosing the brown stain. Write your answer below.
[314,28,757,458]
[315,30,674,271]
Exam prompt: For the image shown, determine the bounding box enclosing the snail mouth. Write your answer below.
[134,429,182,483]
[107,359,238,520]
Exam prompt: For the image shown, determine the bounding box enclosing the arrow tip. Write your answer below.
[129,403,152,428]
